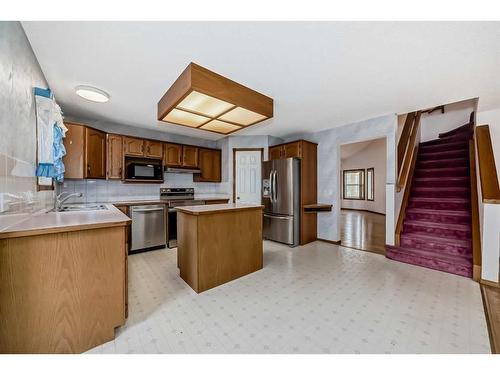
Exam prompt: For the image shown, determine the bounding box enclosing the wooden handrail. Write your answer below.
[469,138,481,281]
[398,112,416,172]
[476,125,500,204]
[397,111,421,191]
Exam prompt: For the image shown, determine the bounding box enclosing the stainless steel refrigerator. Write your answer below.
[262,158,300,246]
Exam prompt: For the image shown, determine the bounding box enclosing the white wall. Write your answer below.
[420,98,476,142]
[341,138,387,214]
[0,22,53,226]
[282,114,397,244]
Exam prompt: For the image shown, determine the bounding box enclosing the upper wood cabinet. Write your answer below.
[284,142,302,158]
[123,137,144,157]
[269,145,283,160]
[194,148,221,182]
[182,146,199,168]
[123,137,163,159]
[63,122,106,179]
[269,141,303,160]
[85,128,106,179]
[107,134,123,180]
[145,140,163,158]
[164,143,183,167]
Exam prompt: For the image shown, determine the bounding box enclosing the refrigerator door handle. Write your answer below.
[273,169,278,203]
[263,214,291,220]
[270,170,275,203]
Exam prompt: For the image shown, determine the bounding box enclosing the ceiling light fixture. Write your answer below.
[158,63,273,135]
[75,85,110,103]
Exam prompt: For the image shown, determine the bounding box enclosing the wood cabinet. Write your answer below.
[183,145,199,168]
[123,137,163,159]
[123,136,144,157]
[107,134,123,179]
[63,122,106,179]
[164,143,183,167]
[269,141,302,160]
[268,140,318,245]
[145,140,163,158]
[194,148,222,182]
[269,145,283,160]
[85,128,106,179]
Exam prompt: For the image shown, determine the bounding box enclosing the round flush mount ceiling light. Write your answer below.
[75,85,110,103]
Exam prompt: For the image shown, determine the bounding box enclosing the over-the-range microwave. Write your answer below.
[125,158,163,181]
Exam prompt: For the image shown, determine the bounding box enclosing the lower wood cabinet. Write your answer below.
[194,148,221,182]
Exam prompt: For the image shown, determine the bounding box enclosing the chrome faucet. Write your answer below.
[54,192,83,211]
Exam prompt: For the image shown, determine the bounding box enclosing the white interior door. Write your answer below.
[235,150,262,204]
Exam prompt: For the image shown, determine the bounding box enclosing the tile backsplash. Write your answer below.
[58,172,230,203]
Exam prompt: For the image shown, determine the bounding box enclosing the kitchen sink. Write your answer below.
[52,204,108,212]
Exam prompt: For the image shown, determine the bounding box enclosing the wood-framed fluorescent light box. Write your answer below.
[157,63,273,135]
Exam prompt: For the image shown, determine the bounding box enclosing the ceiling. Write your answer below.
[22,22,500,140]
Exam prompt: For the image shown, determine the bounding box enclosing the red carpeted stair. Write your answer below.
[386,122,474,277]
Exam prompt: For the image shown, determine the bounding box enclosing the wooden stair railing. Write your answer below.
[394,111,422,245]
[476,125,500,204]
[397,111,421,192]
[470,138,481,281]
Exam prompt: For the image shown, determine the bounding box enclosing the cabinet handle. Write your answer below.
[147,146,151,154]
[87,165,91,175]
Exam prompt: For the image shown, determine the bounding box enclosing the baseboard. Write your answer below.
[481,278,500,288]
[341,208,386,216]
[317,238,341,245]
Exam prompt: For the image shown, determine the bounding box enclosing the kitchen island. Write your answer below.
[176,203,263,293]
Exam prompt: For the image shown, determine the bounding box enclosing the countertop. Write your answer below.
[105,196,230,206]
[0,204,131,239]
[176,203,263,215]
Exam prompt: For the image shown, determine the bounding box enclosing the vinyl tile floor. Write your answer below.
[86,240,490,354]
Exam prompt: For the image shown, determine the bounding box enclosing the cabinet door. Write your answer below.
[182,145,199,168]
[164,143,183,167]
[63,123,85,179]
[145,140,163,159]
[284,141,302,158]
[85,128,106,179]
[107,134,123,179]
[269,145,283,160]
[195,148,221,182]
[123,137,144,156]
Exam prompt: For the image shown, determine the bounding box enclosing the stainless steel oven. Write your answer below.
[160,188,204,248]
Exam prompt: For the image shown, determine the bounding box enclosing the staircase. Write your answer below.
[387,122,474,277]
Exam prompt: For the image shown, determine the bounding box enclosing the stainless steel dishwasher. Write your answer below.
[130,204,166,253]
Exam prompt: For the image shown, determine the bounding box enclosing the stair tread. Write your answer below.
[413,176,469,182]
[406,207,471,217]
[412,186,469,191]
[404,219,471,231]
[389,246,472,265]
[419,141,468,150]
[418,157,468,163]
[410,196,470,203]
[400,232,471,246]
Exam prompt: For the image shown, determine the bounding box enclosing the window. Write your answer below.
[343,169,365,200]
[366,168,374,201]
